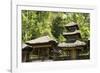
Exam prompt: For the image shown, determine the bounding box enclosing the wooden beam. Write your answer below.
[32,44,52,48]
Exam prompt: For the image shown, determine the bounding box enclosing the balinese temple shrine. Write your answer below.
[22,36,58,62]
[22,22,89,62]
[58,22,86,60]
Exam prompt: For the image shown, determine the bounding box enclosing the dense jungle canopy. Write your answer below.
[22,10,90,42]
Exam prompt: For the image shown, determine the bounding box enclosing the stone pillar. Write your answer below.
[46,48,49,60]
[53,47,56,60]
[71,48,77,60]
[38,48,40,59]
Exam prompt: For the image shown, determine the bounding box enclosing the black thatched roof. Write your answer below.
[26,36,57,45]
[63,30,80,36]
[64,22,78,27]
[58,40,86,48]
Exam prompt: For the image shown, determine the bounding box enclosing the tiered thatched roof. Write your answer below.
[64,22,78,27]
[58,40,86,48]
[26,36,57,45]
[63,30,80,36]
[22,43,33,51]
[22,43,28,49]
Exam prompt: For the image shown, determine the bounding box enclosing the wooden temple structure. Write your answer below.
[58,22,86,60]
[22,22,88,62]
[22,36,58,62]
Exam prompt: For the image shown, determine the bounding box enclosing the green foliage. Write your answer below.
[22,10,90,42]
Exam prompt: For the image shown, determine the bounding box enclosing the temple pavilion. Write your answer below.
[22,22,89,62]
[22,36,58,62]
[58,22,86,60]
